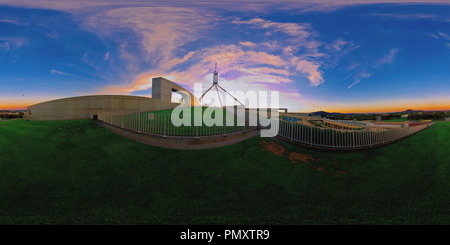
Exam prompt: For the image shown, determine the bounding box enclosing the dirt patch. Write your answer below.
[288,152,315,164]
[260,141,286,156]
[334,170,349,177]
[260,141,316,163]
[260,140,349,176]
[314,166,325,171]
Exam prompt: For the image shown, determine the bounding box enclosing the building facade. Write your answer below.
[26,77,199,121]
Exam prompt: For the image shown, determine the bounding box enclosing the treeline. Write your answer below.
[407,111,448,120]
[0,112,24,119]
[326,111,449,121]
[327,114,383,121]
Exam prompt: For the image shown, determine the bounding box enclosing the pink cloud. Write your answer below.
[232,66,291,76]
[160,51,197,71]
[292,59,324,86]
[88,13,326,108]
[233,18,311,38]
[84,7,211,69]
[98,72,158,94]
[329,39,349,51]
[194,45,288,68]
[96,41,323,102]
[239,41,257,47]
[260,41,279,50]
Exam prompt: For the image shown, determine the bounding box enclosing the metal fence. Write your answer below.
[277,120,431,149]
[98,109,430,149]
[98,111,256,137]
[328,119,368,127]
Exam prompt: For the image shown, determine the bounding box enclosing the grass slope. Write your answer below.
[0,119,449,224]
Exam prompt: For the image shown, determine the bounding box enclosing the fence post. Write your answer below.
[156,114,159,135]
[291,123,294,142]
[151,114,154,134]
[352,131,356,149]
[138,113,141,133]
[164,114,167,136]
[224,117,226,135]
[332,130,335,149]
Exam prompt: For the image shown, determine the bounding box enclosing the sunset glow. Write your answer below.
[1,1,450,113]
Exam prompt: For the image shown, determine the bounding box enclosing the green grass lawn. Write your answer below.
[0,119,450,224]
[115,107,251,136]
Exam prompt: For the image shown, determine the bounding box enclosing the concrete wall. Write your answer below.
[26,77,198,121]
[26,95,178,121]
[152,77,200,106]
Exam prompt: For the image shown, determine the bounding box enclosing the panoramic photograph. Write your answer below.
[1,0,450,238]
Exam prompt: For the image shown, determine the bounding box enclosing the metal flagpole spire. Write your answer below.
[199,63,244,107]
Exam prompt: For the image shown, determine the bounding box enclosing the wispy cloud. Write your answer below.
[233,18,312,38]
[369,13,440,21]
[374,48,399,68]
[99,72,157,94]
[347,80,360,89]
[50,69,82,79]
[232,18,315,49]
[1,0,450,112]
[91,10,361,107]
[84,7,212,69]
[0,37,28,51]
[431,32,450,48]
[164,44,293,86]
[347,72,371,89]
[0,19,18,24]
[291,59,324,86]
[232,17,325,86]
[326,39,359,52]
[346,48,397,89]
[345,48,397,89]
[239,41,257,47]
[159,51,196,71]
[50,69,69,75]
[437,32,450,39]
[103,51,110,61]
[2,0,450,10]
[97,42,300,105]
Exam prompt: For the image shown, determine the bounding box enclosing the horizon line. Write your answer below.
[2,106,450,114]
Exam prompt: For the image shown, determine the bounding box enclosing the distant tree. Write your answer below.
[408,111,447,121]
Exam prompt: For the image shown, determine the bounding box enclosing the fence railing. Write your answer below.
[276,119,431,149]
[98,111,256,137]
[326,119,368,127]
[98,109,430,149]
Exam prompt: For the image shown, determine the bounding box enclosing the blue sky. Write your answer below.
[1,0,450,112]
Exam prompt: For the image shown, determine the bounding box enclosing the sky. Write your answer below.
[1,0,450,113]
